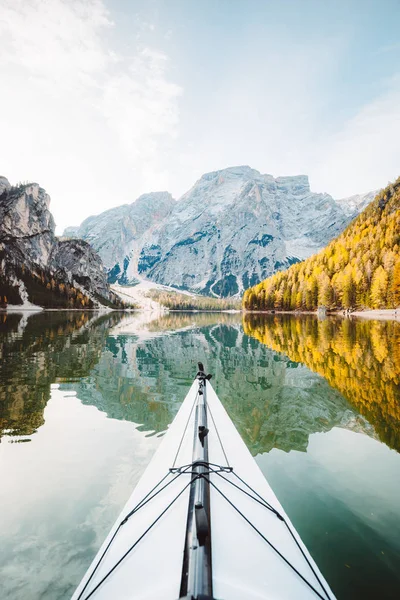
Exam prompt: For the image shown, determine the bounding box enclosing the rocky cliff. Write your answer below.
[49,239,110,300]
[66,166,376,296]
[0,177,114,307]
[65,192,175,284]
[0,179,54,268]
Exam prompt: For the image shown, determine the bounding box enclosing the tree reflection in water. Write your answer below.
[0,311,125,440]
[61,312,379,455]
[2,310,398,456]
[243,314,400,452]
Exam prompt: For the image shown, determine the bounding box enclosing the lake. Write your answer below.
[0,310,399,599]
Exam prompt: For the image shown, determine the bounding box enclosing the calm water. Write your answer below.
[0,310,399,599]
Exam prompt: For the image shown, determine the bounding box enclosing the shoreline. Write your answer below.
[1,307,399,322]
[244,308,400,321]
[349,309,399,321]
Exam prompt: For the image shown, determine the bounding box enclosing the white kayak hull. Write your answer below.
[72,374,335,600]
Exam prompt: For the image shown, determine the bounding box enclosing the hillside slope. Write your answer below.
[243,178,400,311]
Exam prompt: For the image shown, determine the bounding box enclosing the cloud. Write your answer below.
[172,32,400,201]
[100,47,181,161]
[0,0,182,231]
[0,0,112,81]
[1,0,397,229]
[312,76,400,196]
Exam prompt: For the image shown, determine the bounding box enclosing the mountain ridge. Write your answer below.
[65,166,376,297]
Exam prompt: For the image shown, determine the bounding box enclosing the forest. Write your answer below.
[147,289,241,311]
[0,252,132,310]
[243,177,400,311]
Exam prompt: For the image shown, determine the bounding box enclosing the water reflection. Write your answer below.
[1,311,400,600]
[243,314,400,452]
[59,312,375,454]
[2,310,399,456]
[145,311,241,332]
[0,311,125,440]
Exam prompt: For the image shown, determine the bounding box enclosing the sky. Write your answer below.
[1,0,399,233]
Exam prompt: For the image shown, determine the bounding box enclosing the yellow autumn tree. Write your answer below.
[390,261,400,307]
[370,266,388,308]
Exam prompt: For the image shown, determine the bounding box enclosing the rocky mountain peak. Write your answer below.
[336,189,380,216]
[0,181,55,267]
[275,174,310,195]
[64,166,377,297]
[49,239,109,300]
[135,190,174,205]
[199,165,261,182]
[63,190,176,285]
[132,191,175,216]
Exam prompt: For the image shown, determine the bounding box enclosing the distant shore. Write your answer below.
[2,306,399,322]
[243,308,400,321]
[349,309,399,321]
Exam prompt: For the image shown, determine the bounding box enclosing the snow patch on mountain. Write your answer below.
[111,278,196,312]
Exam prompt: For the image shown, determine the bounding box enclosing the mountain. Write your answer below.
[243,177,400,311]
[65,166,375,297]
[335,190,378,216]
[0,178,124,308]
[65,192,175,285]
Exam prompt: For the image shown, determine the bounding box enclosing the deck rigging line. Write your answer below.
[76,467,193,600]
[205,476,332,600]
[78,461,332,600]
[77,367,332,600]
[171,388,199,468]
[80,479,193,600]
[205,393,230,468]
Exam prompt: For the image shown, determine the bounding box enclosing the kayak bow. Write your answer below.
[72,363,335,600]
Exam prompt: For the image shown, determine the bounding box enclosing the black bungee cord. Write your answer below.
[78,374,332,600]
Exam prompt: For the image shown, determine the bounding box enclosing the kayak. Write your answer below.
[72,363,335,600]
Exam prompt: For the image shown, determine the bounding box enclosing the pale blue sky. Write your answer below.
[1,0,399,232]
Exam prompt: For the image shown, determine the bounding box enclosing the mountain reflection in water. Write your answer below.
[1,310,399,600]
[1,311,399,456]
[61,311,386,454]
